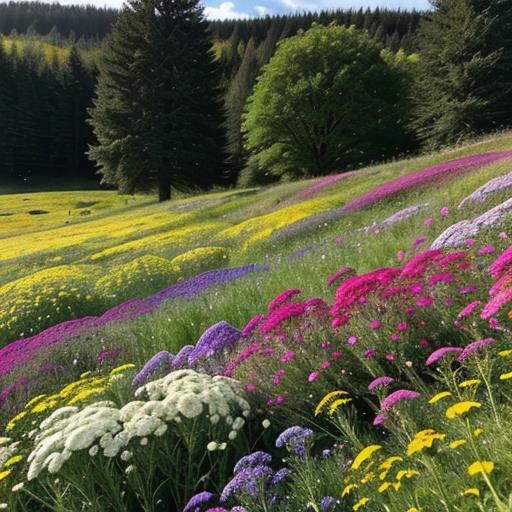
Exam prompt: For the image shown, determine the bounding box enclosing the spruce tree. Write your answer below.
[413,0,512,148]
[88,0,226,201]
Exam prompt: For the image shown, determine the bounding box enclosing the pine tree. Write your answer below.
[88,0,226,201]
[412,0,512,148]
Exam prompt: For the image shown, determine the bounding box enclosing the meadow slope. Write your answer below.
[1,133,512,511]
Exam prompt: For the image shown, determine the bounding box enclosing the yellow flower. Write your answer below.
[110,364,136,376]
[449,439,466,449]
[407,430,445,456]
[458,379,481,388]
[32,397,59,414]
[67,387,106,405]
[361,472,375,484]
[341,483,357,497]
[378,481,401,493]
[4,455,23,467]
[396,469,419,481]
[350,445,382,470]
[80,371,92,379]
[446,401,481,419]
[428,391,452,404]
[463,488,480,497]
[473,428,483,437]
[406,509,420,512]
[25,394,47,408]
[314,390,349,416]
[499,371,512,380]
[328,398,352,415]
[498,349,512,357]
[6,411,27,432]
[378,456,402,471]
[0,469,12,481]
[353,497,369,511]
[468,461,494,476]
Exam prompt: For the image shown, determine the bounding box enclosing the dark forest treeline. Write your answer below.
[0,40,97,183]
[0,2,425,186]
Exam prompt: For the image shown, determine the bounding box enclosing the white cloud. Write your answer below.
[279,0,429,11]
[203,1,250,19]
[254,5,271,15]
[280,0,319,10]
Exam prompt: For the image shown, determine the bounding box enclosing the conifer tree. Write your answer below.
[413,0,512,148]
[88,0,226,201]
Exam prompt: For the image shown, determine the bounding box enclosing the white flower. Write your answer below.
[176,394,203,419]
[89,445,99,456]
[232,417,245,431]
[228,431,238,440]
[120,450,133,461]
[125,465,136,474]
[262,419,271,429]
[207,442,218,452]
[12,482,24,492]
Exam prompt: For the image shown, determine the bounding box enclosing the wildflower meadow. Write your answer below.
[1,133,512,512]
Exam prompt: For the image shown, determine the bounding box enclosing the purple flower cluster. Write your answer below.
[132,351,173,388]
[368,376,394,390]
[342,152,512,212]
[275,426,313,457]
[220,465,273,502]
[0,265,269,379]
[233,452,273,475]
[425,347,463,366]
[458,338,496,361]
[184,492,215,512]
[380,389,420,410]
[188,321,242,365]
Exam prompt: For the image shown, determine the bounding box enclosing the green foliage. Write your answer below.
[412,0,512,149]
[243,24,416,181]
[88,0,227,202]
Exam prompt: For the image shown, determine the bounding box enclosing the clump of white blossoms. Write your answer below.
[26,370,250,480]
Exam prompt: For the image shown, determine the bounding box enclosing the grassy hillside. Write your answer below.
[0,133,512,511]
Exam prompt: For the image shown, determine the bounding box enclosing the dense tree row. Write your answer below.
[0,39,97,183]
[0,2,117,40]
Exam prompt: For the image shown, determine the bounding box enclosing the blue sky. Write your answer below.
[40,0,432,19]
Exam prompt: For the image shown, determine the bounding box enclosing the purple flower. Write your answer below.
[183,491,215,512]
[320,496,336,511]
[457,301,481,319]
[381,389,420,410]
[373,413,386,425]
[426,347,463,366]
[440,206,450,216]
[368,376,394,390]
[241,314,265,337]
[271,468,289,485]
[347,336,358,345]
[171,345,195,370]
[233,452,272,475]
[301,171,358,197]
[458,338,497,361]
[342,152,512,212]
[220,466,272,502]
[132,351,172,388]
[276,426,313,457]
[268,289,302,312]
[188,321,241,364]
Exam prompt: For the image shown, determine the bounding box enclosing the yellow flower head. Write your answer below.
[498,349,512,357]
[353,497,369,511]
[473,428,483,437]
[378,456,403,471]
[407,430,445,456]
[4,455,23,467]
[446,401,481,419]
[396,469,420,481]
[328,398,352,415]
[463,488,480,497]
[406,509,420,512]
[378,481,401,493]
[468,461,494,476]
[350,445,382,471]
[458,379,481,388]
[428,391,452,404]
[25,394,47,409]
[6,411,27,432]
[110,363,136,376]
[342,483,357,497]
[449,439,466,449]
[0,469,12,481]
[499,371,512,380]
[314,390,349,416]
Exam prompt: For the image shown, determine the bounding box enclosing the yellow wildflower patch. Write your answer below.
[407,430,445,456]
[446,401,481,419]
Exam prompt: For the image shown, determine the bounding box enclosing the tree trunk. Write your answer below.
[158,176,171,202]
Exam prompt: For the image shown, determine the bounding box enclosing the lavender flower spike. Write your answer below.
[275,426,313,456]
[183,491,215,512]
[368,376,394,390]
[188,321,242,364]
[458,338,497,361]
[233,451,273,475]
[381,389,420,410]
[132,351,172,388]
[425,347,463,366]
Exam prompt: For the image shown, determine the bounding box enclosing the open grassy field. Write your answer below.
[1,132,512,511]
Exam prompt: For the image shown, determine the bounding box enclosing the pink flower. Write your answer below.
[331,352,342,360]
[365,349,376,358]
[276,395,285,404]
[397,321,407,331]
[440,207,449,216]
[347,336,358,345]
[426,346,463,365]
[321,361,331,369]
[373,413,386,425]
[277,369,285,376]
[424,218,433,226]
[308,371,320,382]
[444,298,453,306]
[368,376,394,390]
[499,231,508,239]
[460,284,477,294]
[417,297,433,307]
[457,301,481,319]
[335,236,344,244]
[381,389,420,410]
[478,245,496,255]
[391,332,399,341]
[458,338,496,361]
[489,318,499,329]
[397,250,405,261]
[370,320,381,329]
[385,354,394,361]
[246,384,256,392]
[321,340,331,349]
[281,351,295,363]
[419,339,429,347]
[429,272,454,285]
[465,239,476,246]
[327,267,356,286]
[273,376,280,384]
[268,289,302,312]
[413,236,427,247]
